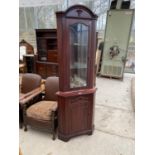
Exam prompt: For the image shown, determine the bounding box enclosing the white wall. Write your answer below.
[19,0,63,7]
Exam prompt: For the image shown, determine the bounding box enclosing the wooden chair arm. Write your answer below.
[19,87,44,105]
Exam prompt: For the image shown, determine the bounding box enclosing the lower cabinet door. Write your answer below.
[36,63,46,79]
[68,95,90,133]
[46,64,58,77]
[46,64,53,77]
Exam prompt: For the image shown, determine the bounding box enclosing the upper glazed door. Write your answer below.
[70,23,88,88]
[64,19,92,90]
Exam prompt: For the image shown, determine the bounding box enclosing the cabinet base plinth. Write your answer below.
[58,128,94,142]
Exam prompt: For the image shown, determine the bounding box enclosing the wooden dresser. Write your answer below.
[35,29,58,79]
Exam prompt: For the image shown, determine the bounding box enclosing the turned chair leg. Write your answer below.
[19,123,23,129]
[23,104,28,131]
[52,132,56,140]
[19,105,23,129]
[24,125,27,131]
[51,111,56,140]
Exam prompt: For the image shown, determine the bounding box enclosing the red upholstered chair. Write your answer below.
[22,77,59,140]
[19,73,42,128]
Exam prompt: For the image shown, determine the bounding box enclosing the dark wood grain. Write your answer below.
[56,5,97,141]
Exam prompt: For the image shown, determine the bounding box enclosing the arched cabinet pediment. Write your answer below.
[65,5,98,19]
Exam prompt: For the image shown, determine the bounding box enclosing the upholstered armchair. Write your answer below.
[22,77,59,140]
[19,73,42,128]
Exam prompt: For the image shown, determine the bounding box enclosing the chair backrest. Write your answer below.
[21,73,42,94]
[44,77,59,101]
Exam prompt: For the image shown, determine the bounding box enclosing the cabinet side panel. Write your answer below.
[58,97,68,134]
[56,14,65,90]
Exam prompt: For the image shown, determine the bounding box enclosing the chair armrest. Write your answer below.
[19,87,44,105]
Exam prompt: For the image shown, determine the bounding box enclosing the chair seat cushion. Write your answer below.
[26,101,57,121]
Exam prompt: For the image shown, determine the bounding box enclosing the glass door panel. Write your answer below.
[70,23,88,88]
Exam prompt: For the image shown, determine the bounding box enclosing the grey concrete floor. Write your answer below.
[19,73,135,155]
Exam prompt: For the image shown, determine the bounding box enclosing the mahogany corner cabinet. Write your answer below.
[56,5,98,142]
